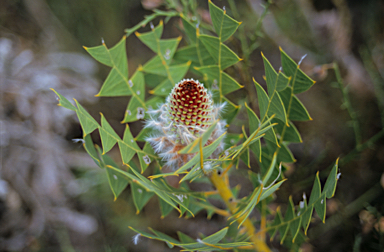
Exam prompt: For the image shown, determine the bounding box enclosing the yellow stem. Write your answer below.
[209,172,271,252]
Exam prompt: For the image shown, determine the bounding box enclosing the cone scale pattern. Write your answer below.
[146,79,226,171]
[168,80,213,130]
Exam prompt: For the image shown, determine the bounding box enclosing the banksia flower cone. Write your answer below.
[146,79,226,171]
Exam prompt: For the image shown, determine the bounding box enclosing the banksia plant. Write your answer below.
[146,79,226,171]
[52,1,341,251]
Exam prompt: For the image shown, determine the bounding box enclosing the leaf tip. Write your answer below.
[135,31,141,37]
[149,90,155,94]
[279,46,283,52]
[83,46,88,50]
[260,51,265,57]
[136,210,140,214]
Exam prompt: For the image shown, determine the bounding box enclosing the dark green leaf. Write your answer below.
[280,48,315,94]
[279,87,312,121]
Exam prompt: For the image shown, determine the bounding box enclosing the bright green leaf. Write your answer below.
[208,0,241,42]
[99,113,120,154]
[51,89,76,111]
[74,100,99,135]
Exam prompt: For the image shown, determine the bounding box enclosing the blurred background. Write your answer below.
[0,0,383,251]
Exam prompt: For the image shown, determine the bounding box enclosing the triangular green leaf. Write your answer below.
[51,89,77,111]
[131,182,154,213]
[208,0,241,42]
[74,100,99,135]
[99,113,120,154]
[280,47,315,94]
[118,124,139,165]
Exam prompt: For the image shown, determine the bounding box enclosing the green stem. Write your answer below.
[333,63,362,147]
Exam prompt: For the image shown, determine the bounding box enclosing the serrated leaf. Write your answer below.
[123,166,182,214]
[199,35,240,69]
[51,89,77,111]
[144,73,166,89]
[101,154,129,200]
[159,196,175,218]
[150,62,191,96]
[173,45,200,63]
[279,87,312,121]
[180,15,197,44]
[74,100,99,135]
[83,134,102,167]
[280,48,315,94]
[149,228,180,248]
[98,67,131,96]
[324,159,339,198]
[315,194,326,223]
[177,231,196,244]
[138,142,154,173]
[273,118,302,143]
[124,97,146,123]
[287,197,301,242]
[266,141,295,163]
[89,37,129,97]
[118,125,139,165]
[195,65,243,95]
[262,53,290,95]
[202,227,228,244]
[131,182,154,213]
[99,113,120,154]
[135,21,164,53]
[84,43,113,67]
[308,172,321,206]
[276,208,290,244]
[269,209,282,240]
[208,0,241,42]
[270,92,288,124]
[141,56,167,76]
[254,80,268,119]
[301,204,313,235]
